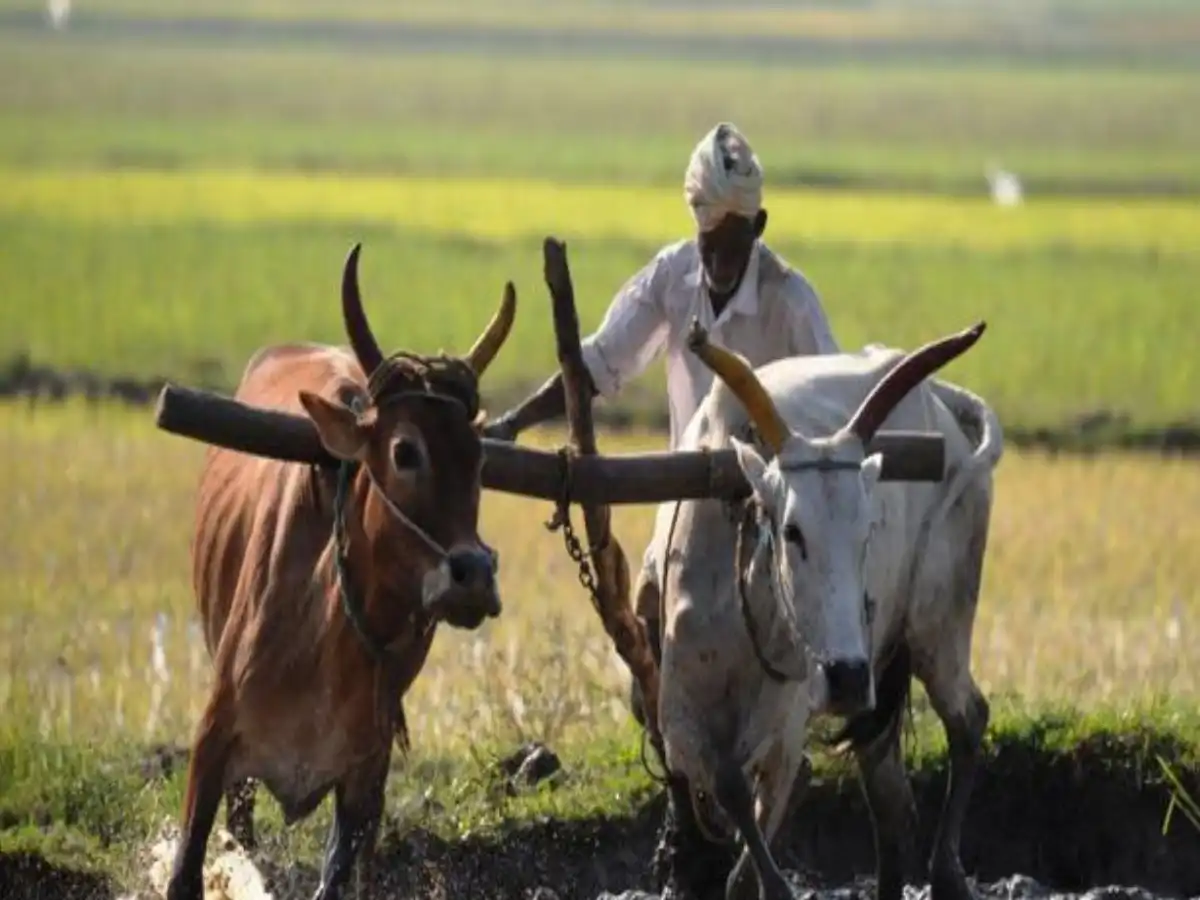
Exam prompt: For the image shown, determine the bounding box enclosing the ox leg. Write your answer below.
[655,772,733,900]
[313,752,390,900]
[917,659,988,900]
[855,732,921,900]
[167,711,234,900]
[726,751,812,900]
[846,645,921,900]
[714,758,793,900]
[224,778,257,850]
[629,572,663,732]
[915,504,992,900]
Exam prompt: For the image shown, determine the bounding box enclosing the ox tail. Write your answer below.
[826,642,912,757]
[920,378,1004,533]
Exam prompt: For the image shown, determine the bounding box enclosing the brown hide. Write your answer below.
[165,244,513,900]
[190,341,479,819]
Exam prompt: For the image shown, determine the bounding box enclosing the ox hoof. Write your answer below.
[165,876,203,900]
[724,855,758,900]
[930,860,976,900]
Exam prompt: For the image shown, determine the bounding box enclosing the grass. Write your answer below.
[3,401,1198,745]
[6,0,1196,37]
[3,33,1200,191]
[8,0,1200,61]
[1,399,1198,886]
[9,169,1200,254]
[1,0,1199,888]
[3,171,1199,431]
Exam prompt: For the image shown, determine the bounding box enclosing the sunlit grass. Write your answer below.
[3,401,1197,759]
[2,400,1197,887]
[5,169,1198,255]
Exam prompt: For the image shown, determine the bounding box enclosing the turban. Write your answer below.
[683,122,764,233]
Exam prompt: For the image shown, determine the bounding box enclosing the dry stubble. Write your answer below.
[0,402,1195,757]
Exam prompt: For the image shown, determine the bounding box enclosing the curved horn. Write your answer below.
[686,318,789,454]
[465,281,517,377]
[843,321,986,446]
[341,243,385,378]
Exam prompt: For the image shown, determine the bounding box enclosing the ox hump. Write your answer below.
[236,344,367,413]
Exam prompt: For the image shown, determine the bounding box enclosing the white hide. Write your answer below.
[655,342,1003,835]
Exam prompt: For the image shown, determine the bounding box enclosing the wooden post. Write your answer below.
[542,237,663,750]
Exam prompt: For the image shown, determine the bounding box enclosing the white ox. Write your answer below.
[648,321,1003,900]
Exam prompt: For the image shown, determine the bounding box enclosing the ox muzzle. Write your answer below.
[421,543,501,629]
[818,657,874,718]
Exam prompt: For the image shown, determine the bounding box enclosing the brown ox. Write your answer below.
[167,244,516,900]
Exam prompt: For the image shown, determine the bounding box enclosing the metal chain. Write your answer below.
[544,448,602,616]
[543,448,668,786]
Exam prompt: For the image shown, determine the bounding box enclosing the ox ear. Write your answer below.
[859,452,884,496]
[298,391,371,461]
[731,436,772,504]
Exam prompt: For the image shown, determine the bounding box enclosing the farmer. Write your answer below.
[484,121,841,722]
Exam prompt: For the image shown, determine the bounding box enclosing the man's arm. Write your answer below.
[491,370,591,438]
[486,255,669,439]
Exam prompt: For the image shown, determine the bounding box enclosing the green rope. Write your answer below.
[332,447,391,663]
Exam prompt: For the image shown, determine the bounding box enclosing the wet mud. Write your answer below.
[5,729,1198,900]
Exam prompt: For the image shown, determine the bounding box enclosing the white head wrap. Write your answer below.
[683,122,764,233]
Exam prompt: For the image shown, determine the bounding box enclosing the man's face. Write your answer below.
[698,209,767,299]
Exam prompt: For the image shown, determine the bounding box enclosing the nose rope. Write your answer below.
[361,467,451,561]
[331,391,495,667]
[735,455,878,686]
[735,504,811,684]
[362,466,500,576]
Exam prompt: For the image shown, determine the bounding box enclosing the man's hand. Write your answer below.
[481,412,520,443]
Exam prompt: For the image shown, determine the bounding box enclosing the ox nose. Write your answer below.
[428,545,501,627]
[447,547,496,594]
[824,659,873,716]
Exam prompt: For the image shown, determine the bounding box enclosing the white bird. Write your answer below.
[46,0,71,30]
[985,162,1024,207]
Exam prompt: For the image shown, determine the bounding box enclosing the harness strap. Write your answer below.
[734,502,793,684]
[332,458,397,664]
[330,390,465,666]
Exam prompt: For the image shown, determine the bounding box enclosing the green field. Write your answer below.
[2,0,1200,894]
[3,169,1198,432]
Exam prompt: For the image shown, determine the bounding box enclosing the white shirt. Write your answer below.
[580,239,840,451]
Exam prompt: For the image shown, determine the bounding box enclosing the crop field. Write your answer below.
[4,172,1199,434]
[2,0,1200,898]
[2,403,1198,896]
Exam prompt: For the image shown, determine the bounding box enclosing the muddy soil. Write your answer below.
[5,754,1198,900]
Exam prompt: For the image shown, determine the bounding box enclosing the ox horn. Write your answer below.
[842,321,986,447]
[341,243,385,379]
[686,318,789,454]
[464,281,517,377]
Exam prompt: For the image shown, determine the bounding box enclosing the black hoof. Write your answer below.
[930,861,975,900]
[651,819,733,900]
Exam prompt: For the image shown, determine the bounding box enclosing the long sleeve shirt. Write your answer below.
[580,238,840,450]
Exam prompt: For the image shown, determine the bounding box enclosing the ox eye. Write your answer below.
[391,438,422,471]
[782,523,808,559]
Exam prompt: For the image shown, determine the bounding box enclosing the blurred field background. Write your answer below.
[1,0,1199,890]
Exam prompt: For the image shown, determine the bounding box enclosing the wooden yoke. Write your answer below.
[541,237,662,752]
